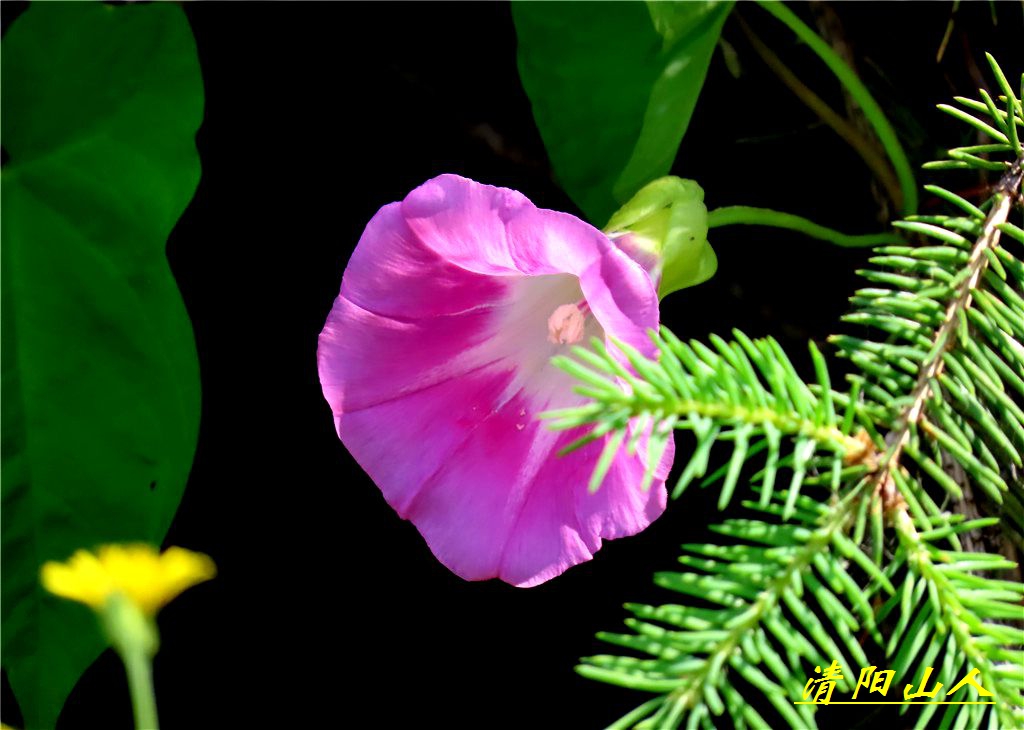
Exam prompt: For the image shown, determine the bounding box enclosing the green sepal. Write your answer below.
[605,176,717,299]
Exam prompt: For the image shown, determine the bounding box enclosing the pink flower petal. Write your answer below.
[403,175,659,359]
[337,364,516,516]
[340,203,506,320]
[318,174,673,587]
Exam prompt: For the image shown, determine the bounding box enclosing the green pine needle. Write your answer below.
[559,56,1024,730]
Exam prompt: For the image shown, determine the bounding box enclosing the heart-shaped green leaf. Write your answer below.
[1,4,203,725]
[514,1,733,226]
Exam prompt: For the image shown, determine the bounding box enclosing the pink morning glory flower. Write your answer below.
[317,174,673,587]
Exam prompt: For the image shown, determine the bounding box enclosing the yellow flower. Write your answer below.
[41,544,216,616]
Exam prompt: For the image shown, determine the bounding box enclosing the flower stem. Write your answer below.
[754,1,918,214]
[101,593,162,730]
[121,647,159,730]
[707,205,901,248]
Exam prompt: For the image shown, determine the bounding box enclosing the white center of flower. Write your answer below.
[547,303,587,345]
[460,274,604,412]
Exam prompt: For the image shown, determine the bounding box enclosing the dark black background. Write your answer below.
[3,3,1021,728]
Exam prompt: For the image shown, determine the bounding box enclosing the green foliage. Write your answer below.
[516,1,915,277]
[1,4,203,726]
[513,1,732,225]
[552,55,1024,729]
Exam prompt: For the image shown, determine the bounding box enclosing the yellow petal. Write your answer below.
[40,544,216,616]
[40,550,111,609]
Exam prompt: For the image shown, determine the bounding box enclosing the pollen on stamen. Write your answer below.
[547,303,586,345]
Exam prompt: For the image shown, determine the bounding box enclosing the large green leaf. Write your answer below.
[513,1,733,226]
[1,4,203,726]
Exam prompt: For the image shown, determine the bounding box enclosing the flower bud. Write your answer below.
[605,176,716,299]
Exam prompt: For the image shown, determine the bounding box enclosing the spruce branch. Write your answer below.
[545,331,868,515]
[559,56,1023,730]
[577,488,883,730]
[891,507,1024,729]
[857,153,1024,517]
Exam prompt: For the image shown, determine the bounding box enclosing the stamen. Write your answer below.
[547,302,587,345]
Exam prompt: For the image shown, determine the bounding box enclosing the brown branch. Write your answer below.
[735,12,904,214]
[871,155,1024,514]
